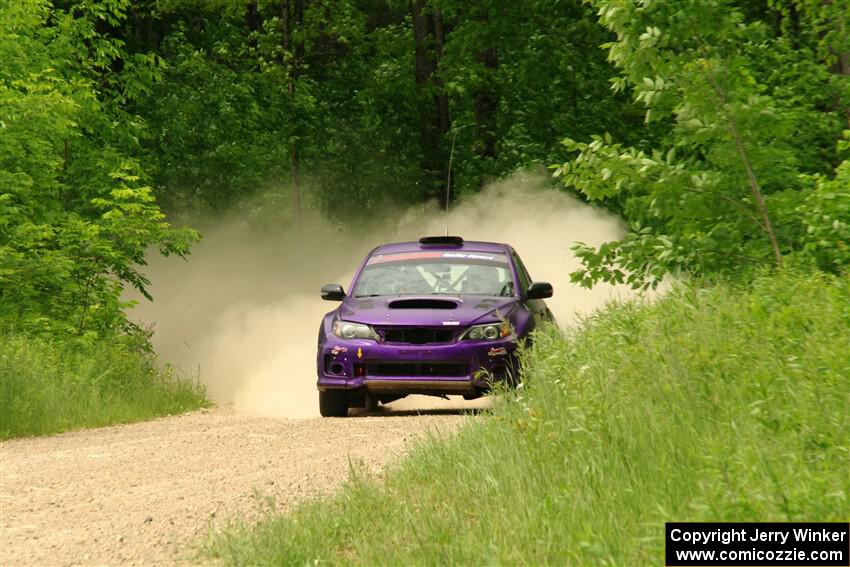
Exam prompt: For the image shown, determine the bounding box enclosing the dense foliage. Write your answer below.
[0,1,206,436]
[128,0,640,217]
[207,270,849,564]
[3,0,847,337]
[555,0,850,287]
[0,0,197,339]
[1,0,646,339]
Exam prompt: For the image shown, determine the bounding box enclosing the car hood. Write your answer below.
[338,295,518,327]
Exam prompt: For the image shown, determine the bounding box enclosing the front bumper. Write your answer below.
[316,337,519,395]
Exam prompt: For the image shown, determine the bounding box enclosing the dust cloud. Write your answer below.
[131,170,640,418]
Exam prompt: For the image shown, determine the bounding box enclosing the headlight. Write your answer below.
[461,322,512,341]
[333,320,379,340]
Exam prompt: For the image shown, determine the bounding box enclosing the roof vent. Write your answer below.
[419,236,464,246]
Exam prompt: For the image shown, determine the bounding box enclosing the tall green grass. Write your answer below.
[207,271,849,565]
[0,335,209,440]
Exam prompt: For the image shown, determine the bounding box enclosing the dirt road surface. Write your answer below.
[0,401,481,566]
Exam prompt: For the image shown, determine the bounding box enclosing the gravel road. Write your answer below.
[0,401,481,566]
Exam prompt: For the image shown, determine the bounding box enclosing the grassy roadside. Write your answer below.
[0,334,209,440]
[207,270,849,565]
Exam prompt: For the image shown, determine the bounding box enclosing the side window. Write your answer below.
[512,252,531,295]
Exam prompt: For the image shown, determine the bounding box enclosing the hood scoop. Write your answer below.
[388,298,458,310]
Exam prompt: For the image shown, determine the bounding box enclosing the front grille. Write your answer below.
[366,361,469,377]
[381,327,455,345]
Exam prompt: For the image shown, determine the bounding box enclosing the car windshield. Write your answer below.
[353,251,514,297]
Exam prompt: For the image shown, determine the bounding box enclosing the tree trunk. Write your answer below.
[434,10,450,138]
[837,50,850,127]
[706,73,783,268]
[473,44,498,161]
[728,118,784,268]
[246,1,261,50]
[818,0,850,127]
[472,7,498,164]
[412,1,451,208]
[282,0,305,224]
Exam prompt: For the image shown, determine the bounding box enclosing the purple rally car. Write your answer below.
[316,236,554,417]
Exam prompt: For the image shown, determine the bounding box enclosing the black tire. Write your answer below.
[319,389,349,417]
[365,394,379,413]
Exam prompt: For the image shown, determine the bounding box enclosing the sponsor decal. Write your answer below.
[442,321,461,326]
[367,251,444,264]
[442,252,496,261]
[356,347,364,359]
[366,251,507,265]
[330,346,348,356]
[488,347,508,357]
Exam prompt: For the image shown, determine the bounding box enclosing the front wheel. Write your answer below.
[365,394,379,413]
[319,389,349,417]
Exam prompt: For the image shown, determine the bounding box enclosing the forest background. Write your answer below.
[0,0,848,437]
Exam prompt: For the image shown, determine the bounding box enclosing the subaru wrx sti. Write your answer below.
[316,236,554,416]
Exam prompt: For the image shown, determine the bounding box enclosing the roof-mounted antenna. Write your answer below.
[445,130,457,237]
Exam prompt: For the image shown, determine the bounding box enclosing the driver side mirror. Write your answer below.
[526,281,553,300]
[321,283,346,301]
